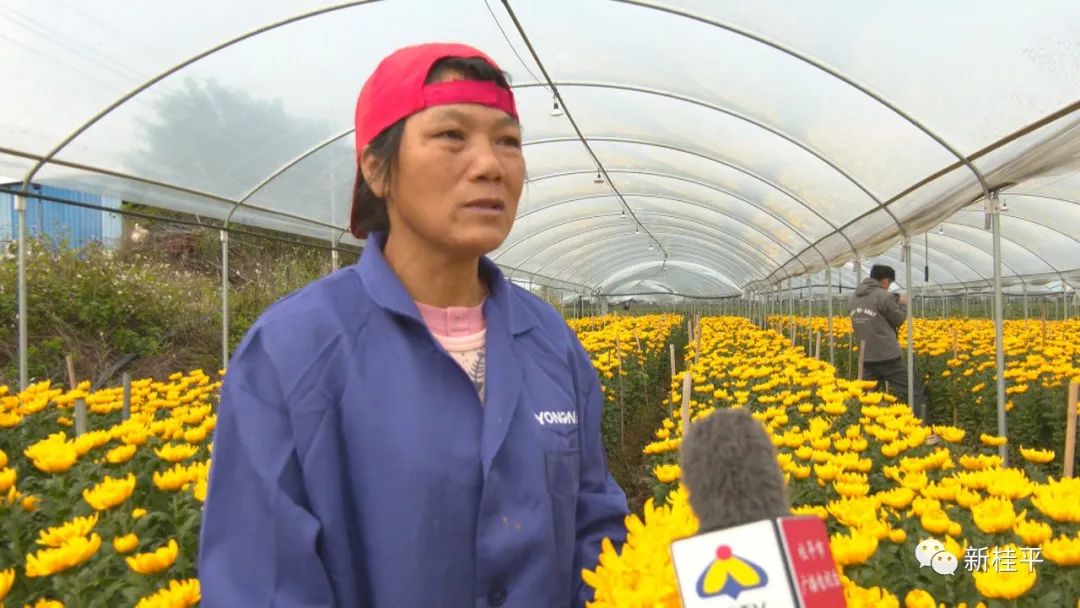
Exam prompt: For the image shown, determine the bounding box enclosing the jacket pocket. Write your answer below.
[545,448,580,498]
[545,449,580,602]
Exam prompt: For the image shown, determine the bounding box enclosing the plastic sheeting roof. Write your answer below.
[2,0,1078,297]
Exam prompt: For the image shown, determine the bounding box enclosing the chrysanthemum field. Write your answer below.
[2,315,1078,607]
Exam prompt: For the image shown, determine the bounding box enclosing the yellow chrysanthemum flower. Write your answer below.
[83,472,136,511]
[979,433,1008,447]
[1019,446,1055,464]
[1013,516,1053,546]
[652,464,681,484]
[36,513,99,548]
[830,530,878,566]
[904,588,935,608]
[105,443,138,464]
[0,466,15,493]
[1031,477,1080,523]
[1042,534,1080,566]
[972,497,1020,534]
[154,442,200,463]
[135,578,201,608]
[25,534,102,577]
[113,533,139,554]
[23,434,78,474]
[0,568,13,603]
[971,544,1037,599]
[126,539,179,575]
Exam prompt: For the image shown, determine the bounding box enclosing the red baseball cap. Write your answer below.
[350,43,518,239]
[354,42,518,153]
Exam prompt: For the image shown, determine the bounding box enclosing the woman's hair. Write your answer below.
[349,57,513,238]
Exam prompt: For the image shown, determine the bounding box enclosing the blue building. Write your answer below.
[0,183,122,250]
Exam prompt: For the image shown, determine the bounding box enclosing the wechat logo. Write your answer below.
[915,538,959,576]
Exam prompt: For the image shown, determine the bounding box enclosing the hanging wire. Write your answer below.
[482,0,547,91]
[498,0,669,261]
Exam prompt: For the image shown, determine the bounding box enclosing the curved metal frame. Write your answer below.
[602,262,741,295]
[535,212,790,280]
[1004,192,1080,208]
[758,106,1079,285]
[499,0,668,259]
[557,240,754,292]
[518,168,826,253]
[610,0,991,200]
[949,211,1076,273]
[226,130,354,227]
[507,210,790,283]
[521,135,859,258]
[500,194,810,272]
[20,1,384,192]
[540,228,762,284]
[524,219,774,283]
[608,269,735,296]
[553,232,779,286]
[933,223,1049,280]
[5,146,344,233]
[515,80,908,236]
[505,192,807,267]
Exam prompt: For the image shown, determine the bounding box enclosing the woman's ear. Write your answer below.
[359,146,388,199]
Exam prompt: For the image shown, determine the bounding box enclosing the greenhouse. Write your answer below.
[1,1,1079,606]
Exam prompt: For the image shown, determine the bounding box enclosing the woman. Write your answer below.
[198,43,629,607]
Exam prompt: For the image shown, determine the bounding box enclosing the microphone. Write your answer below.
[670,409,847,608]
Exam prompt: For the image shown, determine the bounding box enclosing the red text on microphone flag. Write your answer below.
[778,516,847,608]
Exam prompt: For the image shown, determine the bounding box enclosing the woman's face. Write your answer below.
[372,72,525,259]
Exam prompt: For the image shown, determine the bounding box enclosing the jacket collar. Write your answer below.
[354,231,536,336]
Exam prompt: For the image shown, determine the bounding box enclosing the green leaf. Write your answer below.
[1033,589,1063,608]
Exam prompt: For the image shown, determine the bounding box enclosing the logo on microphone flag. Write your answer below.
[671,520,795,607]
[696,545,769,599]
[672,517,847,607]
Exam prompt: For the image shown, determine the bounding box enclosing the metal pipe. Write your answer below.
[904,238,916,420]
[16,192,28,390]
[827,267,835,365]
[991,193,1009,464]
[789,279,796,344]
[221,230,230,370]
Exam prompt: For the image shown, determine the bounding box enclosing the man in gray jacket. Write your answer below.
[850,265,932,433]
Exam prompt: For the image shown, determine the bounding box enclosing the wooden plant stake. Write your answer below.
[693,320,703,367]
[680,371,692,438]
[669,344,676,386]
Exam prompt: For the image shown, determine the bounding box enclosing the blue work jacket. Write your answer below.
[198,231,629,607]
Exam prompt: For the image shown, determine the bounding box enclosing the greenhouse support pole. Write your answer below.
[221,230,230,370]
[991,193,1009,465]
[1023,285,1029,321]
[827,267,834,366]
[16,192,28,391]
[789,280,796,345]
[903,238,916,420]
